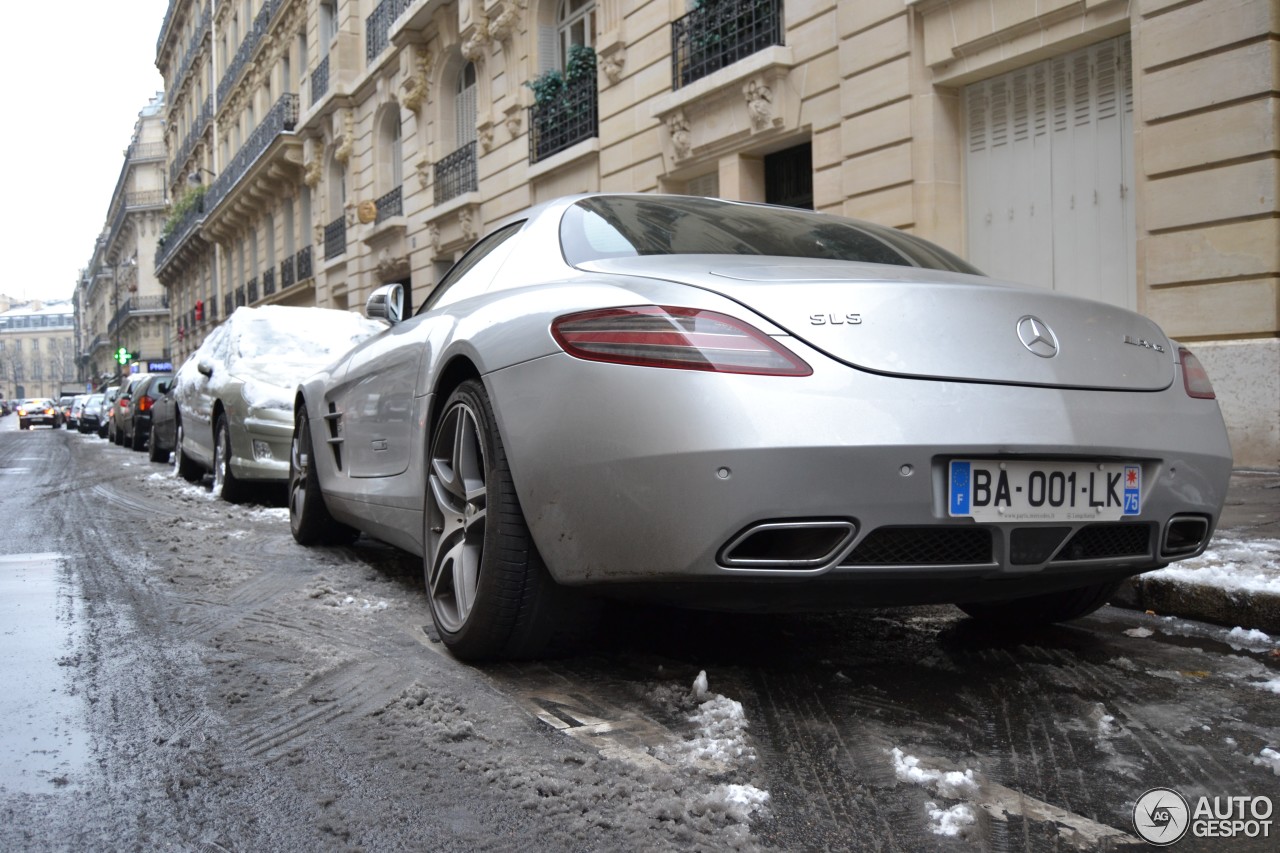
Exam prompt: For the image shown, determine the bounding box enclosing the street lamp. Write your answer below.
[99,257,137,385]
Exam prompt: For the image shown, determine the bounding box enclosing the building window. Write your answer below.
[456,62,477,147]
[557,0,595,70]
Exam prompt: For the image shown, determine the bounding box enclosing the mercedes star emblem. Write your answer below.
[1017,315,1059,358]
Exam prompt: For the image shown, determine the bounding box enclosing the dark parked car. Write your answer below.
[148,376,179,463]
[17,399,62,430]
[67,395,89,431]
[109,375,160,445]
[58,396,76,428]
[79,393,107,435]
[124,373,173,451]
[98,385,119,438]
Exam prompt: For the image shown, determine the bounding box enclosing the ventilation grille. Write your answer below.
[842,527,993,567]
[1055,523,1152,562]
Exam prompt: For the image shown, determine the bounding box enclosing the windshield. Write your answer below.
[560,195,982,275]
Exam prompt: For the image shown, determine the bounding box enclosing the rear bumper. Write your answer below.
[228,410,293,482]
[487,348,1233,599]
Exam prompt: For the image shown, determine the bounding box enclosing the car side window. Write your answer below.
[417,221,525,315]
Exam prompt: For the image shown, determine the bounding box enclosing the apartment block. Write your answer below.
[145,0,1277,467]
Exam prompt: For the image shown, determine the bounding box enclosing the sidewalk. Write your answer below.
[1113,470,1280,633]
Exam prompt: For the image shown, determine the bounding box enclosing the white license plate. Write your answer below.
[949,460,1141,522]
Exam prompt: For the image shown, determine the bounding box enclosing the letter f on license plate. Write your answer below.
[949,460,1141,522]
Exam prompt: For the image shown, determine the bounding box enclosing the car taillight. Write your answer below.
[137,395,153,412]
[119,398,129,411]
[551,306,812,376]
[1179,347,1216,399]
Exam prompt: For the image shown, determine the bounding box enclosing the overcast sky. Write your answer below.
[2,0,170,305]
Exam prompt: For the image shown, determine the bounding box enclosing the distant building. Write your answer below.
[0,297,78,401]
[76,93,171,388]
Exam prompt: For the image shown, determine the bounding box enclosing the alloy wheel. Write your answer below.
[426,401,488,634]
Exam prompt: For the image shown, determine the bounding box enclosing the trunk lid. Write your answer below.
[581,256,1174,391]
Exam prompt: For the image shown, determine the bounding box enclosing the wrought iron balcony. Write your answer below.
[108,295,170,335]
[296,245,314,280]
[217,0,285,105]
[529,76,598,164]
[235,286,246,308]
[156,195,206,271]
[224,293,234,318]
[127,142,167,161]
[280,254,296,289]
[324,217,347,261]
[247,277,259,304]
[671,0,784,89]
[435,141,477,206]
[262,267,276,297]
[208,298,218,322]
[375,185,403,224]
[367,0,411,63]
[168,4,212,104]
[171,95,214,187]
[202,93,299,216]
[311,55,330,106]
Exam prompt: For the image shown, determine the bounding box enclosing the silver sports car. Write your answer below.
[292,194,1232,660]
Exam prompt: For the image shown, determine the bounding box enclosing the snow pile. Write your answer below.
[1088,703,1119,738]
[1250,678,1280,695]
[926,802,977,836]
[1150,535,1280,595]
[1226,626,1275,652]
[890,748,979,799]
[1124,627,1155,638]
[1253,748,1280,776]
[307,581,388,612]
[683,672,756,765]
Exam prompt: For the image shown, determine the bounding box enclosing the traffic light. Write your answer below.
[114,347,132,365]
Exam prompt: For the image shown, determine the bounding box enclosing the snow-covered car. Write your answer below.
[290,193,1233,661]
[171,305,385,501]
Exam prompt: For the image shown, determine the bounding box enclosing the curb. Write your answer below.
[1112,576,1280,635]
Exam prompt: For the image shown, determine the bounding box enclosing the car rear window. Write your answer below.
[560,195,982,275]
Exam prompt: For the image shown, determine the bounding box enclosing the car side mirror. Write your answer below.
[197,359,214,377]
[366,283,405,325]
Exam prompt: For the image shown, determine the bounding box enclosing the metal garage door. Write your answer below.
[965,37,1135,310]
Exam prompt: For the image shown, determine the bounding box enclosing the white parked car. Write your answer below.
[171,305,385,501]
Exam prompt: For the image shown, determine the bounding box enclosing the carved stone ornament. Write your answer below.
[477,121,495,153]
[503,104,522,138]
[600,47,625,85]
[461,18,490,63]
[416,158,432,189]
[335,111,356,163]
[488,0,524,43]
[667,110,692,160]
[458,208,477,241]
[744,78,774,131]
[303,158,322,188]
[427,222,440,252]
[345,201,359,227]
[401,47,431,112]
[376,248,410,282]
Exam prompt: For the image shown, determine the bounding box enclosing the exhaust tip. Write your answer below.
[1162,515,1211,557]
[720,520,857,569]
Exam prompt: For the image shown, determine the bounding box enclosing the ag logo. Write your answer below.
[1133,787,1190,845]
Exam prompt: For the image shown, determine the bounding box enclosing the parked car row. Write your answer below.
[55,195,1236,663]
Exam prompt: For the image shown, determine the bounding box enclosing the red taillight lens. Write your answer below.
[552,306,812,376]
[118,398,130,411]
[137,396,153,413]
[1179,347,1216,399]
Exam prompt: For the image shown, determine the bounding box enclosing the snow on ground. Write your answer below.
[925,802,977,836]
[1150,535,1280,595]
[1254,748,1280,776]
[890,748,980,837]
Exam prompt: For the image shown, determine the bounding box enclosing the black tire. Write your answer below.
[174,415,203,482]
[289,407,358,546]
[19,420,28,430]
[148,423,167,463]
[131,421,146,451]
[213,414,249,503]
[424,379,576,661]
[957,580,1123,627]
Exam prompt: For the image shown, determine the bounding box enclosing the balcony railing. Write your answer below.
[262,267,276,297]
[671,0,784,89]
[127,142,167,161]
[235,286,246,308]
[375,185,403,223]
[434,141,477,206]
[217,0,285,105]
[170,95,213,186]
[247,277,259,304]
[168,4,212,104]
[109,295,170,335]
[367,0,411,63]
[296,245,314,280]
[208,298,217,322]
[156,195,206,270]
[203,93,299,216]
[324,217,347,260]
[280,254,296,289]
[311,55,330,106]
[529,76,598,164]
[224,293,234,317]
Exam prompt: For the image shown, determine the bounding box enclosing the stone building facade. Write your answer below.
[76,94,172,388]
[149,0,1278,467]
[0,298,77,402]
